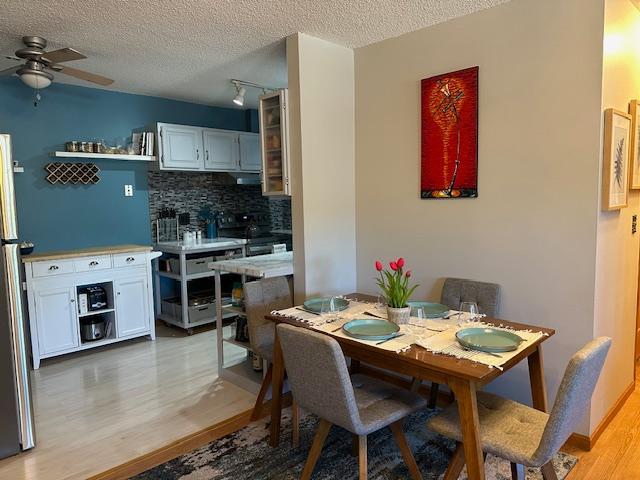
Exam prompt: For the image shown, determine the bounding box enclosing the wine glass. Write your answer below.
[320,296,338,323]
[458,301,479,322]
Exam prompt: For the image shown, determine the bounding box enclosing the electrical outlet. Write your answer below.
[124,185,133,197]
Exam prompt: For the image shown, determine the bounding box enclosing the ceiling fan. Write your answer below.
[0,36,113,90]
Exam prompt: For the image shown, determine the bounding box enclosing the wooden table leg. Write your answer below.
[270,327,285,447]
[528,345,548,412]
[450,378,485,480]
[350,358,361,374]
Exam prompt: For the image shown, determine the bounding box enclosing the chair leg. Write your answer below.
[251,363,273,421]
[541,461,559,480]
[358,435,367,480]
[291,399,300,448]
[443,442,466,480]
[429,382,440,408]
[389,420,423,480]
[300,419,332,480]
[410,377,422,392]
[510,462,525,480]
[351,434,359,457]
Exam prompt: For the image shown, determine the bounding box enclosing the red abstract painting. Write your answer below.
[421,66,478,198]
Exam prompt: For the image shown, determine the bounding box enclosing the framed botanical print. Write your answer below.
[629,100,640,189]
[603,108,631,211]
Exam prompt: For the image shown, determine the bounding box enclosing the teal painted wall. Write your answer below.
[0,78,256,252]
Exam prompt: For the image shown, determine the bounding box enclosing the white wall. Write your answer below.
[287,33,357,301]
[354,0,605,434]
[591,0,640,431]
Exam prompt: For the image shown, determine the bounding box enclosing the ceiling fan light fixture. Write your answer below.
[233,86,246,106]
[18,69,53,89]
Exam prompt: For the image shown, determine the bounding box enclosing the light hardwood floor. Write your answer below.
[0,323,255,480]
[564,364,640,479]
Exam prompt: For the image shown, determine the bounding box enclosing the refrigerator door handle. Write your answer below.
[0,135,18,240]
[4,244,35,450]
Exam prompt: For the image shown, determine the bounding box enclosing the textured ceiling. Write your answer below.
[0,0,508,108]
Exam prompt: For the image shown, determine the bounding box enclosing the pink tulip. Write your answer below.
[397,257,405,268]
[390,261,398,271]
[375,261,383,271]
[405,270,412,278]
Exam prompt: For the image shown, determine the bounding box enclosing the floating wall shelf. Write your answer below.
[50,151,156,162]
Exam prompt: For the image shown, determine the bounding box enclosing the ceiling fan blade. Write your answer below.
[0,65,20,76]
[42,47,86,64]
[57,65,113,86]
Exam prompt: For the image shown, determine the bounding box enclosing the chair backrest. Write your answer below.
[243,277,292,352]
[271,243,287,254]
[440,278,501,317]
[532,337,612,465]
[277,324,361,433]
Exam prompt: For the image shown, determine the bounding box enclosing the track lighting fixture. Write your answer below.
[230,79,280,107]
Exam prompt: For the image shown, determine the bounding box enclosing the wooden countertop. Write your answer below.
[22,245,153,263]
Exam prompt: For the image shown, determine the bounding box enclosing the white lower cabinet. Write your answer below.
[34,286,78,355]
[25,249,158,369]
[116,276,149,337]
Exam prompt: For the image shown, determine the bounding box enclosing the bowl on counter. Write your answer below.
[19,242,34,256]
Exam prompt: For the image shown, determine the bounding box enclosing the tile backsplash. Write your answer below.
[148,171,291,238]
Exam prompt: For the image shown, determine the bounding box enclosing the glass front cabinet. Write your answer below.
[259,89,291,196]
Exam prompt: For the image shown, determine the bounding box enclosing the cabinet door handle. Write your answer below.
[70,298,75,303]
[196,149,200,160]
[48,265,59,271]
[89,261,99,266]
[117,292,121,295]
[206,150,209,161]
[126,257,135,263]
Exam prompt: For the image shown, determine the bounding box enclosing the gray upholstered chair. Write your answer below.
[426,337,611,480]
[440,277,501,317]
[277,323,427,480]
[426,278,502,408]
[243,277,292,419]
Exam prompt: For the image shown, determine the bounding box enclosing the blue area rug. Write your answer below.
[133,408,577,479]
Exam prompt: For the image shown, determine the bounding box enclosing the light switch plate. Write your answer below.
[124,185,133,197]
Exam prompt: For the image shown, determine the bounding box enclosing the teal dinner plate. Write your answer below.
[342,319,400,341]
[407,301,450,319]
[456,327,523,353]
[303,297,350,314]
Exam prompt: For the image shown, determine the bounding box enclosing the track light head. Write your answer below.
[233,86,246,106]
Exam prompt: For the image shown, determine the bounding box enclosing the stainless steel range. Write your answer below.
[216,212,291,256]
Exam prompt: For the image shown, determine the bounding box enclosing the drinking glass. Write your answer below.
[410,306,426,326]
[320,296,338,323]
[375,294,386,312]
[458,301,479,322]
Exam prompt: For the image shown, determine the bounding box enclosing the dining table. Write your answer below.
[262,293,555,480]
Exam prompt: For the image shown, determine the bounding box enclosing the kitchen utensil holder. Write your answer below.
[45,162,100,185]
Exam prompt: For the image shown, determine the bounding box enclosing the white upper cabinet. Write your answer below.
[203,129,238,171]
[157,123,204,171]
[239,133,261,172]
[259,90,291,196]
[155,123,262,174]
